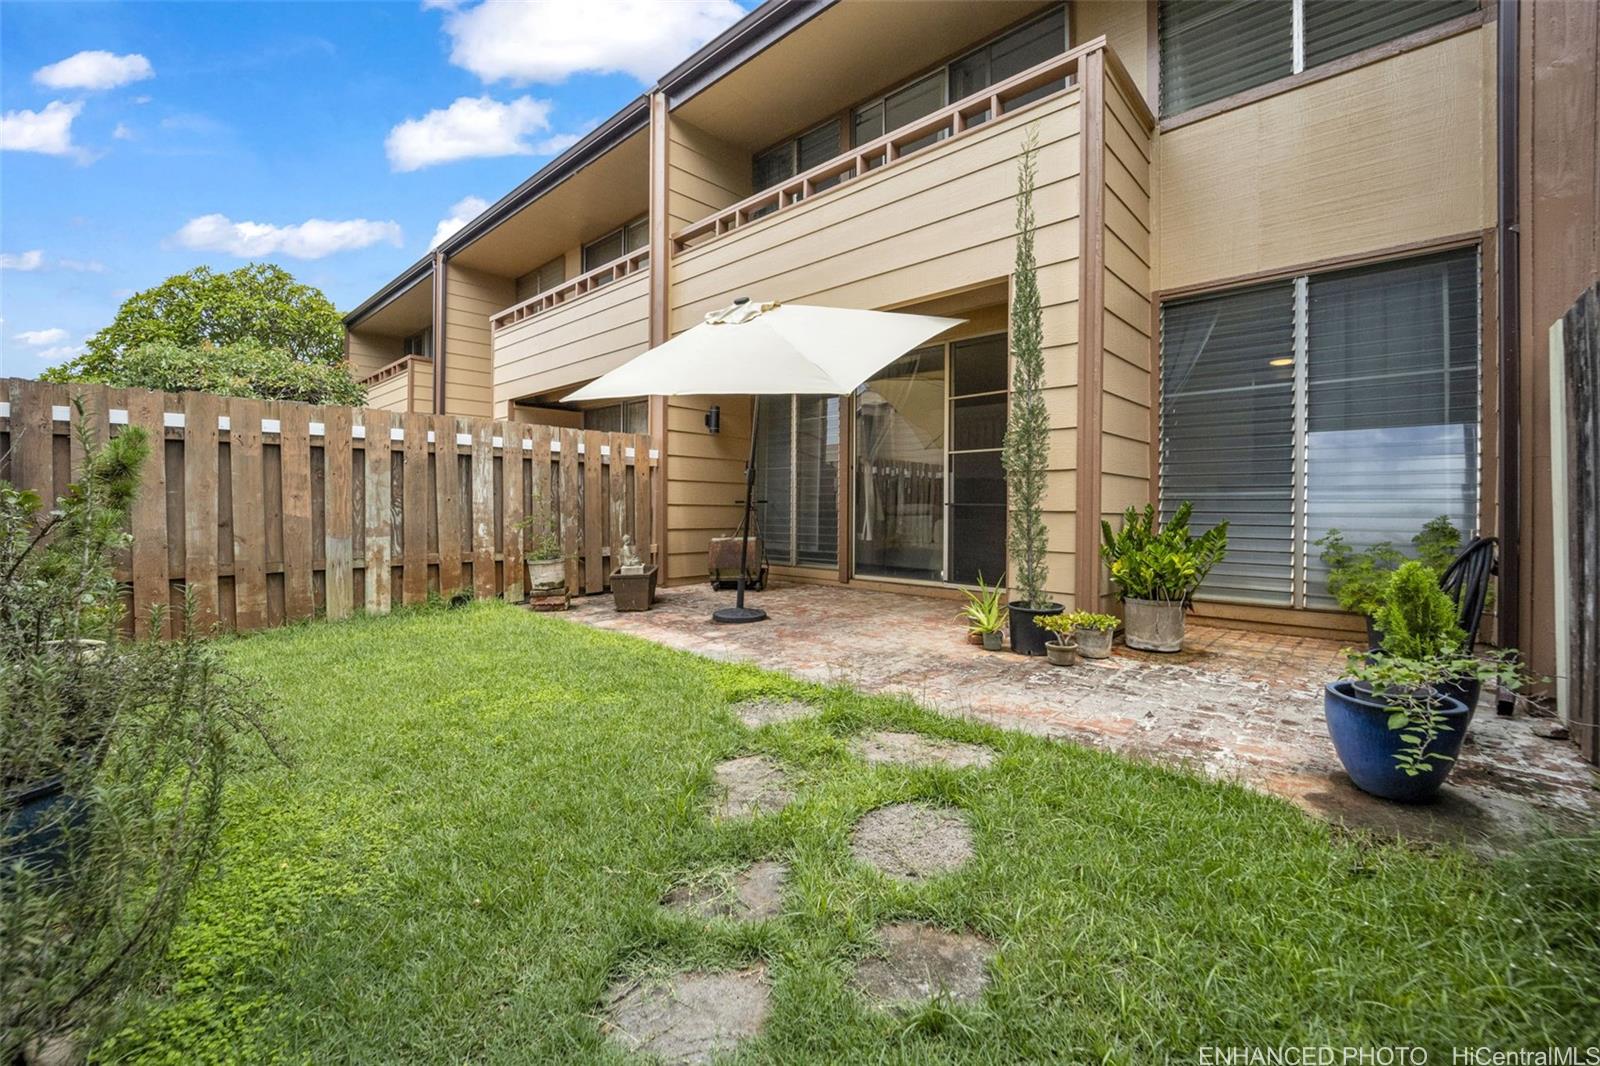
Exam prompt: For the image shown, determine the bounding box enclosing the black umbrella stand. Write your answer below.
[712,396,767,624]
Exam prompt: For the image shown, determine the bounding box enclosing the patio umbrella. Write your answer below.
[564,298,962,623]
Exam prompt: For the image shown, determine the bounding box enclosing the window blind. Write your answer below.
[794,396,839,567]
[1160,282,1298,604]
[1303,249,1480,606]
[1303,0,1477,67]
[755,396,795,564]
[1159,0,1293,116]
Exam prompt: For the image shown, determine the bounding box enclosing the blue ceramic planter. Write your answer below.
[2,776,88,877]
[1324,680,1471,802]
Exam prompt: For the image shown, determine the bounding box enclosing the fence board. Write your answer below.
[633,434,653,566]
[363,409,393,614]
[228,396,268,632]
[280,402,315,623]
[0,381,655,637]
[182,391,221,632]
[471,421,496,599]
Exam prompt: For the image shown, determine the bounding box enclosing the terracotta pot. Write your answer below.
[1123,598,1185,652]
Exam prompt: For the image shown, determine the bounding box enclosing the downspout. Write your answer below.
[432,250,448,415]
[1496,0,1521,654]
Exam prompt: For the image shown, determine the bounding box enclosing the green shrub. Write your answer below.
[56,338,366,407]
[1100,502,1228,604]
[1317,516,1463,616]
[1374,561,1465,660]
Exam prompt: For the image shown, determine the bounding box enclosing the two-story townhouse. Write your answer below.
[343,0,1598,694]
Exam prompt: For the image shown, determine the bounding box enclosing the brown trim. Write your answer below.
[1147,291,1161,509]
[837,391,853,583]
[1157,7,1490,133]
[431,251,447,415]
[1075,49,1107,612]
[648,90,671,578]
[1494,0,1520,655]
[1478,225,1501,646]
[1153,231,1487,302]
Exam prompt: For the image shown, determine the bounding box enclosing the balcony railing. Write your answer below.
[492,246,651,332]
[671,38,1105,256]
[360,354,431,387]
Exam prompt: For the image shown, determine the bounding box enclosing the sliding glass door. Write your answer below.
[947,336,1008,586]
[854,347,947,581]
[755,395,840,568]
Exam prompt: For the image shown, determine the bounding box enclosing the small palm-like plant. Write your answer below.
[959,576,1008,635]
[1099,502,1228,604]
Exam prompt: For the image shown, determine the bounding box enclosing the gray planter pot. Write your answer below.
[1073,626,1114,659]
[1044,640,1078,666]
[528,558,565,592]
[1123,598,1185,652]
[981,630,1003,651]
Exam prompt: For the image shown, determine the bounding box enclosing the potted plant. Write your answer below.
[1099,502,1227,652]
[1325,561,1524,802]
[609,534,657,612]
[1316,515,1461,646]
[960,576,1008,651]
[1035,613,1079,666]
[1000,128,1064,656]
[1063,611,1118,659]
[518,488,565,593]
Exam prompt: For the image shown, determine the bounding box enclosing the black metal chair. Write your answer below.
[1439,536,1498,650]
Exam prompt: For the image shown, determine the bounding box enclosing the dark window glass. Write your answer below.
[1303,0,1477,67]
[583,229,624,271]
[951,335,1008,396]
[1158,0,1293,116]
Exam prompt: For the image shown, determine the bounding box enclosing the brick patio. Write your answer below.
[565,582,1598,850]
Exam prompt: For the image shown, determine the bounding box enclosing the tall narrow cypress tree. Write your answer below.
[1002,127,1051,609]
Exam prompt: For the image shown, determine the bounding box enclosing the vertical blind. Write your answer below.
[1159,248,1480,608]
[755,395,839,568]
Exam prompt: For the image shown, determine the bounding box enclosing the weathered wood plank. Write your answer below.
[607,434,627,583]
[471,420,496,600]
[279,401,315,622]
[633,433,653,566]
[182,391,221,632]
[582,433,604,595]
[501,421,526,603]
[323,406,354,620]
[229,396,268,633]
[401,412,431,605]
[13,379,56,513]
[557,427,581,595]
[363,409,393,614]
[127,389,168,638]
[433,415,465,599]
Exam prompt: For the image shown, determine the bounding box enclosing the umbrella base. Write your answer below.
[711,605,768,625]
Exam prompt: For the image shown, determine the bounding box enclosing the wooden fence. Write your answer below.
[0,379,657,637]
[1551,283,1598,765]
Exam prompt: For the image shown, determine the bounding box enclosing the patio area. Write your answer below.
[568,582,1599,849]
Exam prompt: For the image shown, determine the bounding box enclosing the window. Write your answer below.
[754,395,840,567]
[583,400,648,435]
[519,256,565,300]
[1157,0,1476,117]
[402,328,431,359]
[752,119,843,192]
[582,215,649,284]
[1158,248,1481,607]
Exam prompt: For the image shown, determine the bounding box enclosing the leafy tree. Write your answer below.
[1001,127,1051,609]
[52,263,345,377]
[66,339,366,406]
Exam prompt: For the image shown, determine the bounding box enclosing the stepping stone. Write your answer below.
[851,730,996,770]
[852,922,995,1008]
[601,966,771,1066]
[732,698,817,729]
[849,803,973,882]
[711,756,793,819]
[663,861,789,922]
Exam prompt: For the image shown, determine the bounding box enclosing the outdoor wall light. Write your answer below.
[705,405,721,434]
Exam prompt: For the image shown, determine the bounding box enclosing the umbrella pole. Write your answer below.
[712,396,768,624]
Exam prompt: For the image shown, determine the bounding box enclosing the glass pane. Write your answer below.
[584,405,621,433]
[1159,0,1293,116]
[1160,282,1297,604]
[795,396,839,566]
[796,121,841,172]
[855,347,946,581]
[1304,0,1476,67]
[583,229,624,271]
[949,50,989,103]
[949,452,1006,587]
[754,396,794,566]
[884,71,945,134]
[990,5,1066,83]
[1303,249,1480,607]
[951,395,1006,453]
[752,142,794,191]
[623,400,648,434]
[851,104,884,148]
[951,334,1007,396]
[623,217,649,253]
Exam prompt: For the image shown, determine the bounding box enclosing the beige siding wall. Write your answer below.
[347,330,402,379]
[443,263,515,418]
[1092,62,1155,609]
[1076,2,1152,108]
[493,272,651,406]
[361,359,433,414]
[667,115,751,234]
[1154,27,1496,292]
[667,92,1083,599]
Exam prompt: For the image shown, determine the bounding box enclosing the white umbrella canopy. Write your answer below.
[562,300,963,401]
[563,298,965,625]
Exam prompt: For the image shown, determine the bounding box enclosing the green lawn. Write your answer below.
[104,602,1599,1063]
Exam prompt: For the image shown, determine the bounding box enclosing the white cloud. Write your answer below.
[385,95,560,171]
[0,101,84,157]
[431,195,491,248]
[113,122,135,140]
[36,345,83,362]
[0,250,45,271]
[171,213,404,259]
[16,328,70,347]
[58,258,107,273]
[438,0,743,85]
[34,50,154,91]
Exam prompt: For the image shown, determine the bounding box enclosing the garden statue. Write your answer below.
[620,533,644,575]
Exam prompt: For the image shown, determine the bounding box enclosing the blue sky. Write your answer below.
[0,0,748,374]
